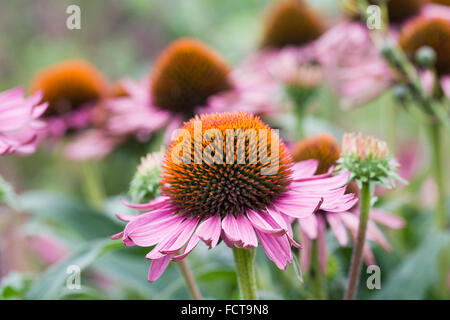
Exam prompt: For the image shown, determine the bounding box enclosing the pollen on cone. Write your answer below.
[260,0,326,49]
[399,17,450,75]
[151,38,232,117]
[30,59,108,116]
[161,112,293,218]
[292,134,341,174]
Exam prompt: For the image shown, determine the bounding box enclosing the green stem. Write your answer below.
[427,124,447,230]
[176,259,203,300]
[311,240,327,300]
[344,182,371,300]
[80,161,105,210]
[232,247,258,300]
[427,123,449,299]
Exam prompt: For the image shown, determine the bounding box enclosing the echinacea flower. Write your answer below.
[260,0,325,49]
[292,134,405,274]
[0,87,48,155]
[112,112,356,282]
[29,59,108,139]
[399,16,450,98]
[106,38,233,144]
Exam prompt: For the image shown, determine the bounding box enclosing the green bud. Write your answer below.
[129,150,164,203]
[392,84,410,102]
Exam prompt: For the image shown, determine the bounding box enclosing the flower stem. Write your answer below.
[232,247,258,300]
[311,240,327,300]
[176,259,203,300]
[344,181,371,300]
[427,123,449,299]
[427,124,447,230]
[80,161,105,210]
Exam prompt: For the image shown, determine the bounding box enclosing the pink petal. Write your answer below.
[298,214,318,239]
[370,208,405,229]
[246,210,285,235]
[325,213,348,246]
[317,215,327,275]
[222,214,258,248]
[255,230,292,269]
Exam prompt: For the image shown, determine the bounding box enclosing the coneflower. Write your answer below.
[0,87,48,155]
[112,112,356,299]
[30,59,108,138]
[292,134,405,299]
[151,38,232,117]
[399,17,450,77]
[106,38,233,143]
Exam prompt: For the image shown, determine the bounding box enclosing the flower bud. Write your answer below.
[415,45,437,69]
[129,150,164,203]
[338,133,405,187]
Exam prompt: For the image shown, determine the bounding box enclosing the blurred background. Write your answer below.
[0,0,448,300]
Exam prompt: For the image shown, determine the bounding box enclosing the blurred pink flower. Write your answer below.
[206,46,321,115]
[105,77,173,142]
[421,3,450,21]
[28,234,68,265]
[298,200,405,274]
[0,87,48,155]
[64,129,125,161]
[316,22,393,109]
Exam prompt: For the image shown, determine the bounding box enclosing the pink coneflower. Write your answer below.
[0,87,48,155]
[112,112,356,290]
[29,59,108,139]
[292,134,405,275]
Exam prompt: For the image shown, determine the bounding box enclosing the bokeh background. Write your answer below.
[0,0,448,300]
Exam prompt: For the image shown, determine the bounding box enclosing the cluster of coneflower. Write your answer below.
[1,0,448,300]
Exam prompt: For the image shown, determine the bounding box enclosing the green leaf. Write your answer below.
[25,239,121,300]
[18,191,121,240]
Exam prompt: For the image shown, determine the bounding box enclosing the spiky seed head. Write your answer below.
[151,38,232,117]
[161,112,293,218]
[30,59,108,116]
[292,134,341,174]
[260,0,325,49]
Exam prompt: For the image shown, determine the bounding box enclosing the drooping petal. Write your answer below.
[255,230,292,269]
[246,210,285,235]
[148,254,172,282]
[369,208,405,229]
[316,215,327,275]
[222,214,258,248]
[298,214,318,239]
[195,215,222,248]
[325,213,348,246]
